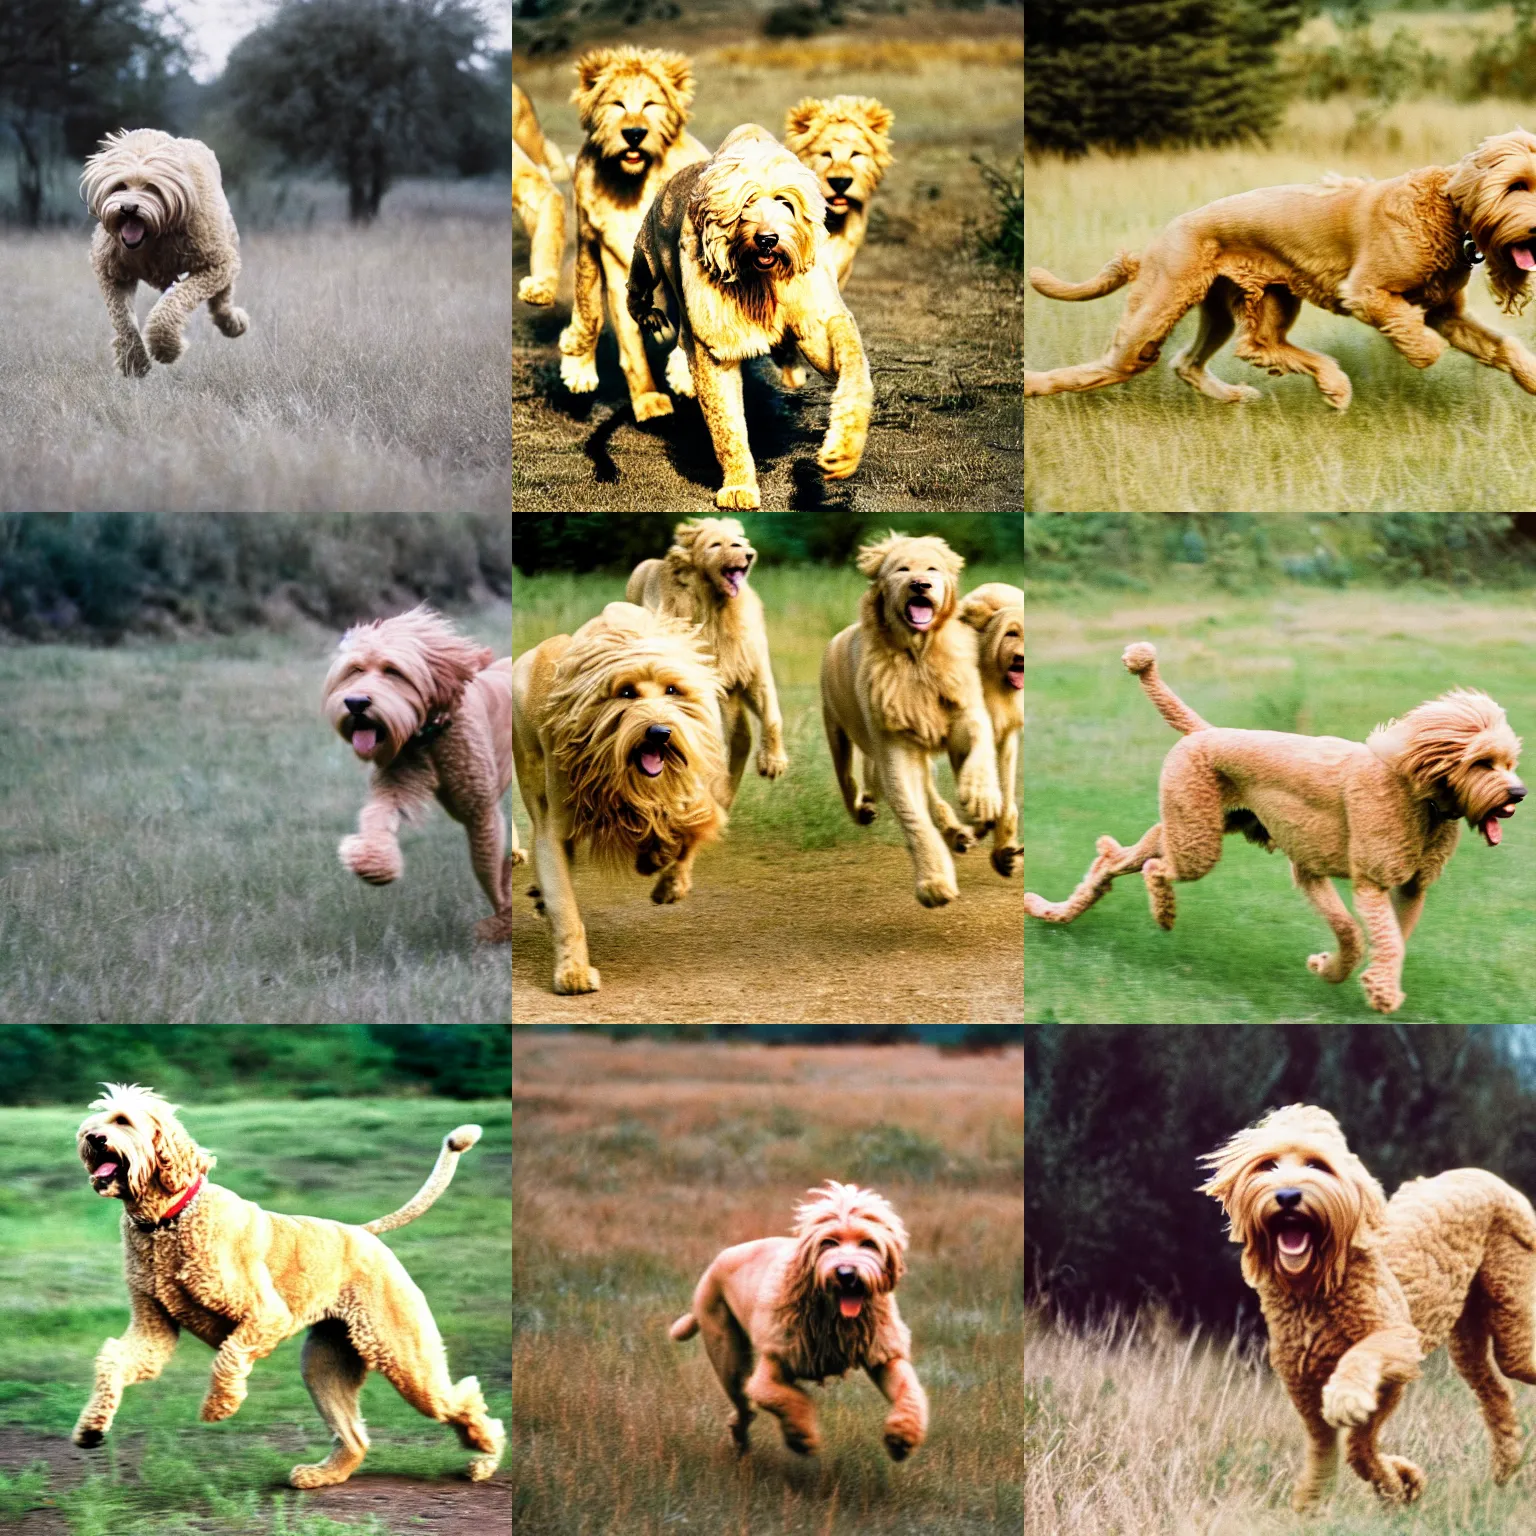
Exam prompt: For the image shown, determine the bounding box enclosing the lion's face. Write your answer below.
[76,1083,210,1206]
[676,517,756,599]
[573,47,693,176]
[80,130,195,252]
[792,1182,907,1319]
[784,97,894,220]
[859,535,962,636]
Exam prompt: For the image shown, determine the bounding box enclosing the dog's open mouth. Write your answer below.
[905,600,935,630]
[722,565,748,596]
[620,149,646,169]
[118,217,146,249]
[1271,1214,1315,1273]
[827,194,850,212]
[1482,803,1519,845]
[1006,658,1024,690]
[751,251,777,271]
[632,743,673,778]
[1511,243,1536,272]
[348,723,379,759]
[86,1141,123,1194]
[834,1277,866,1318]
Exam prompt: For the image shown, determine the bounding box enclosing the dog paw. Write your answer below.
[1307,950,1352,983]
[510,848,528,867]
[665,347,695,397]
[73,1426,105,1448]
[757,747,788,779]
[339,834,403,885]
[1322,1375,1378,1428]
[553,960,600,995]
[916,877,957,908]
[632,390,673,422]
[883,1423,922,1461]
[716,483,760,509]
[145,328,186,365]
[959,782,1003,825]
[817,434,863,480]
[1376,1455,1426,1504]
[991,845,1021,878]
[942,824,975,854]
[780,1426,820,1456]
[854,797,877,825]
[651,868,690,904]
[1360,969,1406,1014]
[214,307,249,337]
[200,1387,244,1422]
[289,1461,347,1488]
[474,912,512,943]
[518,275,557,306]
[559,350,599,394]
[114,337,152,378]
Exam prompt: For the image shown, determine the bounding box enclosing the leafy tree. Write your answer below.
[1025,0,1317,155]
[223,0,499,223]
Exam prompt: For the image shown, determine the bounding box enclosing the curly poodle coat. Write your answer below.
[1202,1104,1536,1509]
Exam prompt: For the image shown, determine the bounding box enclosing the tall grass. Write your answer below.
[1025,99,1536,512]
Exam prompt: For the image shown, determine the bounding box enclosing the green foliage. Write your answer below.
[0,512,510,639]
[1291,20,1447,106]
[1025,0,1317,154]
[973,154,1023,268]
[1462,3,1536,101]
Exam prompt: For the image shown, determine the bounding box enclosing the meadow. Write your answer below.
[1026,1308,1536,1535]
[0,604,512,1024]
[513,19,1024,512]
[1025,98,1536,512]
[0,1096,511,1536]
[511,1032,1024,1535]
[510,565,1025,1022]
[1,182,510,513]
[1025,584,1536,1022]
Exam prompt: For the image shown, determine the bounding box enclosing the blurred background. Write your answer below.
[0,1022,510,1535]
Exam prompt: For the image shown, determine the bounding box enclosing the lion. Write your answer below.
[627,124,873,510]
[557,47,708,421]
[514,83,568,306]
[511,601,728,995]
[821,533,1002,907]
[627,517,788,807]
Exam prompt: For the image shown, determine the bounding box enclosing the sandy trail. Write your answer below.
[512,841,1023,1023]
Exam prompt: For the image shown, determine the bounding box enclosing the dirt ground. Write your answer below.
[512,23,1023,512]
[511,841,1023,1023]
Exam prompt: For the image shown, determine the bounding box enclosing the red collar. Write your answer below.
[134,1173,204,1231]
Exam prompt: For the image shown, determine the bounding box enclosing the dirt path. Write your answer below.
[512,842,1022,1023]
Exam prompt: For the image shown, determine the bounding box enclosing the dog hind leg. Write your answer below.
[1025,822,1166,925]
[1342,1382,1425,1504]
[1172,280,1260,403]
[290,1320,371,1488]
[1234,287,1353,410]
[1353,881,1407,1014]
[1450,1299,1524,1482]
[1294,869,1365,983]
[467,806,513,942]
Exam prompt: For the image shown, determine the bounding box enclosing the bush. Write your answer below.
[973,154,1022,269]
[764,3,824,37]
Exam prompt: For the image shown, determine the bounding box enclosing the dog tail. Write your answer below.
[670,1313,699,1341]
[1123,643,1209,735]
[363,1124,482,1234]
[1029,251,1139,301]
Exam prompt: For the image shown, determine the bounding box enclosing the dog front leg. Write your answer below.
[746,1354,821,1456]
[1428,299,1536,393]
[745,669,788,780]
[692,351,759,509]
[202,1299,294,1422]
[1343,1381,1426,1504]
[73,1292,180,1447]
[532,773,598,994]
[795,309,872,481]
[100,275,151,378]
[340,790,405,885]
[951,706,1001,825]
[143,263,237,365]
[866,1358,928,1461]
[602,248,671,421]
[558,215,604,393]
[1340,283,1444,369]
[881,742,959,907]
[991,729,1020,877]
[1321,1324,1421,1433]
[924,761,976,853]
[466,806,512,942]
[1352,880,1408,1013]
[1294,868,1364,983]
[1285,1396,1340,1512]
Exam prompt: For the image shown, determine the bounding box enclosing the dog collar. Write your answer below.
[411,710,452,744]
[131,1173,204,1231]
[1461,234,1485,266]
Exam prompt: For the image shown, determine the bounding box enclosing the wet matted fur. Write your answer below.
[669,1181,927,1461]
[821,533,1002,908]
[1202,1104,1536,1510]
[627,124,873,509]
[81,128,248,378]
[514,83,568,306]
[1025,130,1536,410]
[323,605,514,943]
[72,1083,504,1488]
[557,46,708,419]
[511,600,727,995]
[626,516,788,806]
[1025,643,1525,1013]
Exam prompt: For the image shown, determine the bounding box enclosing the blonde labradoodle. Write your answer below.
[1025,643,1525,1013]
[514,83,568,307]
[821,533,1001,908]
[81,129,249,378]
[627,124,873,510]
[1202,1104,1536,1509]
[670,1182,927,1461]
[511,601,728,995]
[73,1084,505,1487]
[323,606,513,942]
[1025,130,1536,409]
[626,516,788,807]
[559,46,708,420]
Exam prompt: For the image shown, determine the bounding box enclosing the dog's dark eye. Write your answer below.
[1307,1159,1332,1173]
[113,1116,128,1125]
[1257,1157,1278,1171]
[383,665,402,678]
[1513,181,1529,193]
[665,684,679,695]
[1477,758,1494,769]
[897,566,908,573]
[859,1239,879,1250]
[618,684,637,699]
[820,1237,838,1250]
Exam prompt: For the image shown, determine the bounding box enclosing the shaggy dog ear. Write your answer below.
[150,1107,211,1195]
[856,533,901,578]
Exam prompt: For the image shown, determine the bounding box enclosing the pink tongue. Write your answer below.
[839,1296,863,1318]
[1485,815,1503,846]
[640,750,664,777]
[94,1162,118,1179]
[726,571,743,594]
[1007,668,1024,689]
[121,217,145,243]
[351,728,377,756]
[908,603,933,627]
[1515,245,1536,272]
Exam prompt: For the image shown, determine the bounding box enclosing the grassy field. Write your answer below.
[1025,585,1536,1023]
[1025,1309,1536,1535]
[1025,98,1536,512]
[511,563,1024,1022]
[0,605,512,1024]
[512,1032,1024,1535]
[0,1095,510,1536]
[1,183,510,512]
[513,19,1024,512]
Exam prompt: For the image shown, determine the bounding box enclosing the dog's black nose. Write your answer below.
[121,200,138,215]
[754,232,778,251]
[621,128,647,148]
[910,578,931,593]
[1274,1188,1303,1210]
[835,1265,856,1282]
[644,724,671,745]
[343,694,372,714]
[827,176,852,194]
[1511,782,1528,802]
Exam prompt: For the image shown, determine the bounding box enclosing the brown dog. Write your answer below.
[1026,130,1536,410]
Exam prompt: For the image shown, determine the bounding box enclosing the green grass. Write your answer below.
[0,1096,509,1535]
[1025,584,1536,1022]
[0,607,512,1023]
[512,564,1026,852]
[1025,98,1536,512]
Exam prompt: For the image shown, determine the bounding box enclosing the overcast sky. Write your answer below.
[170,0,513,82]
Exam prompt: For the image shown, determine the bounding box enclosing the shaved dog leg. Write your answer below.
[746,1354,821,1455]
[867,1358,928,1461]
[1294,868,1364,982]
[1353,881,1407,1014]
